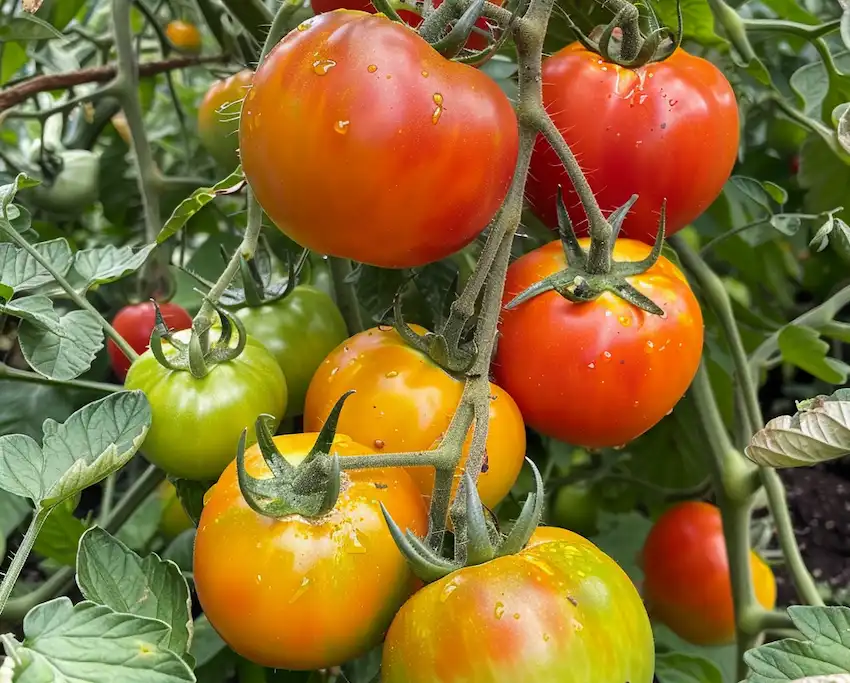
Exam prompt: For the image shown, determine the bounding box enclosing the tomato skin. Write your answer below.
[166,20,202,54]
[642,501,777,646]
[198,69,253,169]
[309,0,496,51]
[125,329,287,481]
[235,286,348,417]
[108,302,193,381]
[304,325,526,509]
[240,11,519,269]
[194,433,428,670]
[382,525,654,682]
[526,43,739,244]
[493,238,703,449]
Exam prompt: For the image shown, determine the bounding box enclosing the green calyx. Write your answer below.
[237,391,354,519]
[381,458,544,583]
[149,299,247,379]
[505,187,667,316]
[571,0,683,68]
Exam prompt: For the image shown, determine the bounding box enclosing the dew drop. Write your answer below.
[618,315,631,327]
[646,340,655,351]
[513,613,521,620]
[432,93,444,124]
[440,582,458,602]
[494,602,505,619]
[421,70,429,77]
[587,362,595,369]
[374,439,385,450]
[367,64,378,73]
[330,367,339,376]
[385,370,398,378]
[334,119,350,135]
[297,21,311,31]
[603,351,612,359]
[312,59,337,75]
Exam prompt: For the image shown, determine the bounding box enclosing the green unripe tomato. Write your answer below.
[158,482,194,540]
[550,483,600,537]
[30,150,99,214]
[125,329,287,481]
[235,286,348,417]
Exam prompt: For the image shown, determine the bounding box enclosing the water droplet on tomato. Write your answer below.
[385,370,398,378]
[494,602,505,619]
[513,613,521,620]
[431,93,444,124]
[603,351,612,359]
[587,362,595,369]
[645,340,655,351]
[440,582,458,602]
[618,315,631,327]
[312,59,336,75]
[421,70,429,77]
[374,439,385,449]
[367,64,378,73]
[297,21,311,31]
[543,633,550,642]
[334,120,350,134]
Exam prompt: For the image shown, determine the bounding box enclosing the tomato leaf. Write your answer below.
[837,103,850,155]
[156,167,245,245]
[32,499,88,567]
[654,651,724,682]
[790,51,850,124]
[0,597,195,682]
[77,527,193,659]
[0,490,30,537]
[0,392,150,507]
[70,243,157,292]
[777,324,850,385]
[649,0,724,46]
[0,238,73,297]
[18,308,104,381]
[746,388,850,467]
[0,13,63,42]
[745,606,850,682]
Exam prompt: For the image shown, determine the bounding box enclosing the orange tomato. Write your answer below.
[166,20,202,54]
[304,325,526,510]
[198,69,253,169]
[193,433,428,670]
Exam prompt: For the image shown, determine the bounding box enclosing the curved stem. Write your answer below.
[0,362,123,393]
[742,17,841,40]
[761,468,825,606]
[329,258,365,334]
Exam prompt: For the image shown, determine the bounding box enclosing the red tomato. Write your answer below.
[382,525,654,682]
[309,0,497,51]
[304,325,526,510]
[194,433,428,670]
[493,238,703,449]
[526,43,739,244]
[239,11,518,268]
[108,302,192,381]
[642,501,777,645]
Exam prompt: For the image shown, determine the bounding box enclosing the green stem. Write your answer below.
[0,221,138,363]
[195,0,229,52]
[761,468,825,606]
[329,258,365,334]
[1,465,166,622]
[339,449,452,471]
[0,509,49,618]
[112,0,161,243]
[99,474,117,524]
[0,363,123,393]
[742,17,841,40]
[219,0,274,42]
[236,659,267,683]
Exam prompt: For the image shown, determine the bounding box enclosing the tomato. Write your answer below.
[641,501,777,646]
[493,238,703,449]
[29,150,99,215]
[194,433,428,670]
[309,0,497,51]
[550,483,599,537]
[239,11,518,269]
[166,20,202,54]
[124,328,287,480]
[526,43,739,244]
[198,69,253,169]
[158,481,194,540]
[304,325,526,509]
[382,525,654,682]
[108,301,193,381]
[235,286,348,417]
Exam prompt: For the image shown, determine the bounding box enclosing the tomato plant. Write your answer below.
[166,19,202,54]
[525,43,739,244]
[197,69,253,169]
[382,525,654,682]
[239,10,519,268]
[494,238,704,449]
[641,501,777,646]
[236,285,348,416]
[125,328,288,480]
[194,432,428,670]
[304,325,526,509]
[107,301,193,380]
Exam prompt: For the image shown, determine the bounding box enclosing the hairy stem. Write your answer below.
[0,363,122,393]
[0,509,48,618]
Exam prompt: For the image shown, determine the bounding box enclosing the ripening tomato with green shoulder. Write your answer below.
[304,325,526,509]
[194,433,428,670]
[235,286,348,417]
[124,329,287,480]
[166,20,202,54]
[382,524,654,682]
[641,501,777,646]
[239,10,519,268]
[493,238,703,449]
[198,69,253,169]
[108,301,193,381]
[309,0,499,51]
[526,42,739,244]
